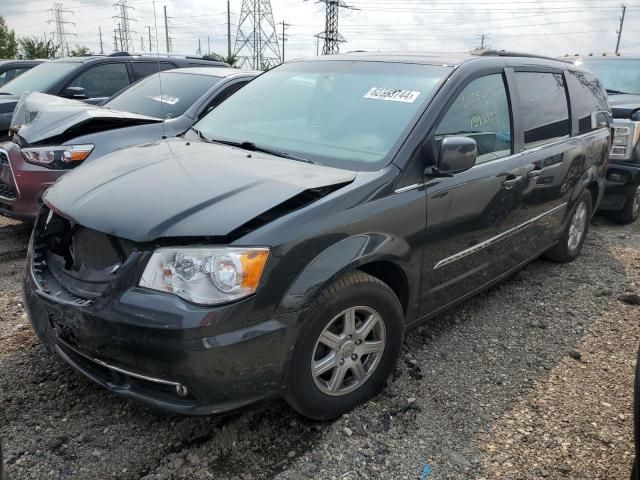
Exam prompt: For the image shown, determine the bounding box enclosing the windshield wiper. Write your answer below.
[207,136,315,164]
[189,126,209,142]
[606,88,630,95]
[0,92,12,96]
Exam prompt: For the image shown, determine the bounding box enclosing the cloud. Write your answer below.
[2,0,637,59]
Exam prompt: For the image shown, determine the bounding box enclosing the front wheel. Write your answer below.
[286,271,404,420]
[543,190,592,263]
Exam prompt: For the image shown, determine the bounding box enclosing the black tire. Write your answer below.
[610,184,640,225]
[285,271,404,420]
[543,190,592,263]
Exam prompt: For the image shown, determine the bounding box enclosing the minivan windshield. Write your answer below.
[106,71,221,119]
[578,58,640,95]
[0,62,78,96]
[194,60,450,170]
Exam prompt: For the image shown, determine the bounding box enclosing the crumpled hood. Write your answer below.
[12,92,163,145]
[608,93,640,119]
[44,137,356,242]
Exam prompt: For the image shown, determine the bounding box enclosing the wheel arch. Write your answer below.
[279,233,419,322]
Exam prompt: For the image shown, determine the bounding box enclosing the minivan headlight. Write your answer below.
[21,144,94,168]
[139,247,269,305]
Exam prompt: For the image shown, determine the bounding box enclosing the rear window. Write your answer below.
[515,72,570,149]
[566,70,609,134]
[105,71,220,119]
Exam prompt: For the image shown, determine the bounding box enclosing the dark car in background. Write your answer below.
[0,53,227,140]
[0,67,258,220]
[576,55,640,224]
[0,60,43,87]
[24,51,608,420]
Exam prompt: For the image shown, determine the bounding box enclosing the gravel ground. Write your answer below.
[0,214,638,480]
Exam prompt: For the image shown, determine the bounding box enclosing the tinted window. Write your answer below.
[105,71,220,118]
[515,72,570,149]
[195,61,450,171]
[131,62,176,80]
[567,70,609,134]
[0,67,30,87]
[198,81,247,119]
[0,62,78,95]
[68,63,130,98]
[579,58,640,95]
[436,74,512,164]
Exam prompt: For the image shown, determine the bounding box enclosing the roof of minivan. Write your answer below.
[298,51,572,69]
[164,67,260,77]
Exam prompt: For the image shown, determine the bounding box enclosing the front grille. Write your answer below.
[0,150,8,166]
[0,179,17,200]
[72,227,122,271]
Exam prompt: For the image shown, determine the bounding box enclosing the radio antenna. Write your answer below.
[152,1,166,138]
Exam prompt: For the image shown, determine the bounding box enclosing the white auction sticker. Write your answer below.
[364,87,421,103]
[150,94,180,105]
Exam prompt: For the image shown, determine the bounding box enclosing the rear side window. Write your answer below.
[68,63,130,98]
[567,70,609,134]
[515,72,570,149]
[435,73,512,164]
[131,62,176,80]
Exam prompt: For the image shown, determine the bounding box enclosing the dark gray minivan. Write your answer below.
[24,51,609,420]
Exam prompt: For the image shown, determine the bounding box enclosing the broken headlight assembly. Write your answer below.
[21,144,94,169]
[139,247,269,305]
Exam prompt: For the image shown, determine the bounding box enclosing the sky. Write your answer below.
[2,0,640,62]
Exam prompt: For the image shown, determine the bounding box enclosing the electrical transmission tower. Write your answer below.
[234,0,281,70]
[48,3,75,57]
[315,0,356,55]
[113,0,136,52]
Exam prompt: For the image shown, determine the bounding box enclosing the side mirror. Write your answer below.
[63,86,87,99]
[433,136,477,176]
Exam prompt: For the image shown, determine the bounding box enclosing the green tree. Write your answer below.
[18,36,58,60]
[203,52,238,67]
[70,45,92,57]
[0,16,18,59]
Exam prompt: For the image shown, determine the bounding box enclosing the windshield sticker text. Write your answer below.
[364,87,421,103]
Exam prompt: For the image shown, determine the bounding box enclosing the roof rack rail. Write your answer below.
[108,51,131,57]
[473,49,568,63]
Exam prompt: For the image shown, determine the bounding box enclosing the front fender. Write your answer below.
[279,233,417,318]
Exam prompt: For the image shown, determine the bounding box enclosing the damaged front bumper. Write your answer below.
[0,141,63,220]
[23,241,302,415]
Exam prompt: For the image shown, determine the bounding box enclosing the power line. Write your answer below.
[615,3,626,54]
[48,2,75,57]
[234,0,282,70]
[113,0,136,52]
[315,0,357,55]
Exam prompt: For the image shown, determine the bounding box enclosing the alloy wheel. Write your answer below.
[567,201,588,251]
[311,306,386,396]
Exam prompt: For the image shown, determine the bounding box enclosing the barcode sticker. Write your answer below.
[364,87,421,103]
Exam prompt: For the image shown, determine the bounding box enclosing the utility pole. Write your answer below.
[208,36,211,55]
[227,0,232,59]
[314,0,357,55]
[197,38,201,55]
[113,0,136,52]
[113,29,119,51]
[48,2,75,58]
[147,25,152,52]
[281,20,290,62]
[234,0,281,70]
[616,4,626,55]
[98,26,104,54]
[164,5,170,52]
[475,33,490,50]
[141,34,144,51]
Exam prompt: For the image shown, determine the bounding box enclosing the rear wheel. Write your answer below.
[610,184,640,225]
[543,190,592,263]
[286,271,404,420]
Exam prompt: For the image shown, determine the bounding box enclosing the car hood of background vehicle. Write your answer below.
[43,137,356,242]
[12,92,163,145]
[608,93,640,119]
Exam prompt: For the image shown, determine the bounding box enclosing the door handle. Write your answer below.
[501,176,523,189]
[527,169,542,178]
